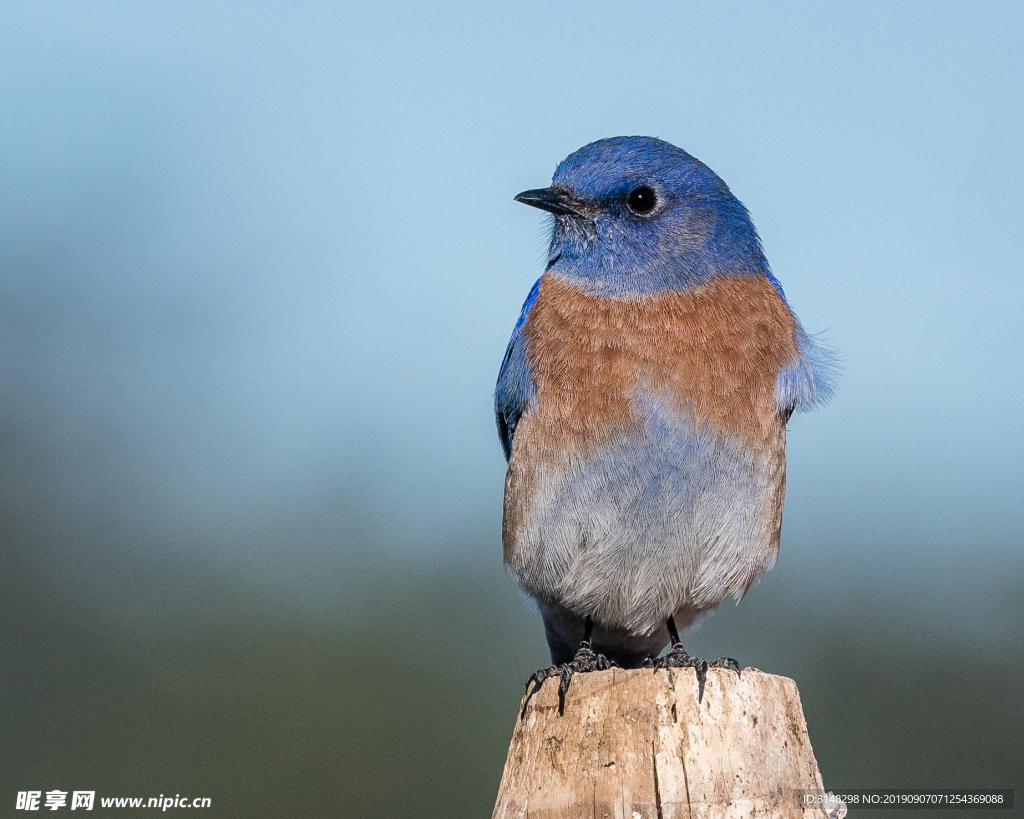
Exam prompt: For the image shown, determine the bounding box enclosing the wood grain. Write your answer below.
[493,667,834,819]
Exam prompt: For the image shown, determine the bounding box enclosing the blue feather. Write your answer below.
[775,325,840,415]
[544,136,772,298]
[494,278,540,459]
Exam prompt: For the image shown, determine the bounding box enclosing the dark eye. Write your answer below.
[626,186,657,215]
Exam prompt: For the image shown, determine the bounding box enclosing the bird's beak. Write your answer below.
[514,187,588,217]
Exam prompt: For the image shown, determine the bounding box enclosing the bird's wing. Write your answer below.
[495,277,541,461]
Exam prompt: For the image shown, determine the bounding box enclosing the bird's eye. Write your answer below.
[626,186,657,215]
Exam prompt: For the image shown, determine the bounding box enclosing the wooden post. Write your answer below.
[493,666,842,819]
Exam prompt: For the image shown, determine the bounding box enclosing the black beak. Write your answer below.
[514,187,588,217]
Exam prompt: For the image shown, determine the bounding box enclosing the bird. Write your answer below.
[495,136,835,706]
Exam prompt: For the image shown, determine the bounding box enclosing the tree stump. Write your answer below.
[492,666,839,819]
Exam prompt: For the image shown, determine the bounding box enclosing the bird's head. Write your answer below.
[516,136,776,298]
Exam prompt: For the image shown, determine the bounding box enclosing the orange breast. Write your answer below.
[521,272,799,451]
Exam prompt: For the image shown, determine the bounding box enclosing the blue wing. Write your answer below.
[495,278,541,461]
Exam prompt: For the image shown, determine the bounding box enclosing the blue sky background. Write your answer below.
[3,3,1023,812]
[4,2,1021,594]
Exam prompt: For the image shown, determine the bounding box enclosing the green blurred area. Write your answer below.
[3,550,1021,818]
[1,389,1021,817]
[2,570,521,816]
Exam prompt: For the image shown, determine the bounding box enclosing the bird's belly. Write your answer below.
[503,417,785,636]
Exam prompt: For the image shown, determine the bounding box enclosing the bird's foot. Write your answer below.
[644,645,740,703]
[521,642,616,718]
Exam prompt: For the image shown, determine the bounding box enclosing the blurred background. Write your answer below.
[1,2,1022,816]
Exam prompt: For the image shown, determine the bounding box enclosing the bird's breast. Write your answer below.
[518,271,800,454]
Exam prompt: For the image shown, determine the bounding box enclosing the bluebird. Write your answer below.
[495,137,835,705]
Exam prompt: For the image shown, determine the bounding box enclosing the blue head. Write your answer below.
[516,136,782,298]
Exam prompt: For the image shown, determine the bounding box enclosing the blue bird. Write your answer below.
[496,136,835,704]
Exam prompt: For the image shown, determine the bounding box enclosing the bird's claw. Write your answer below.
[521,642,616,718]
[645,646,741,703]
[709,656,741,675]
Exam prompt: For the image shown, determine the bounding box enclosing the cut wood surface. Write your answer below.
[493,666,835,819]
